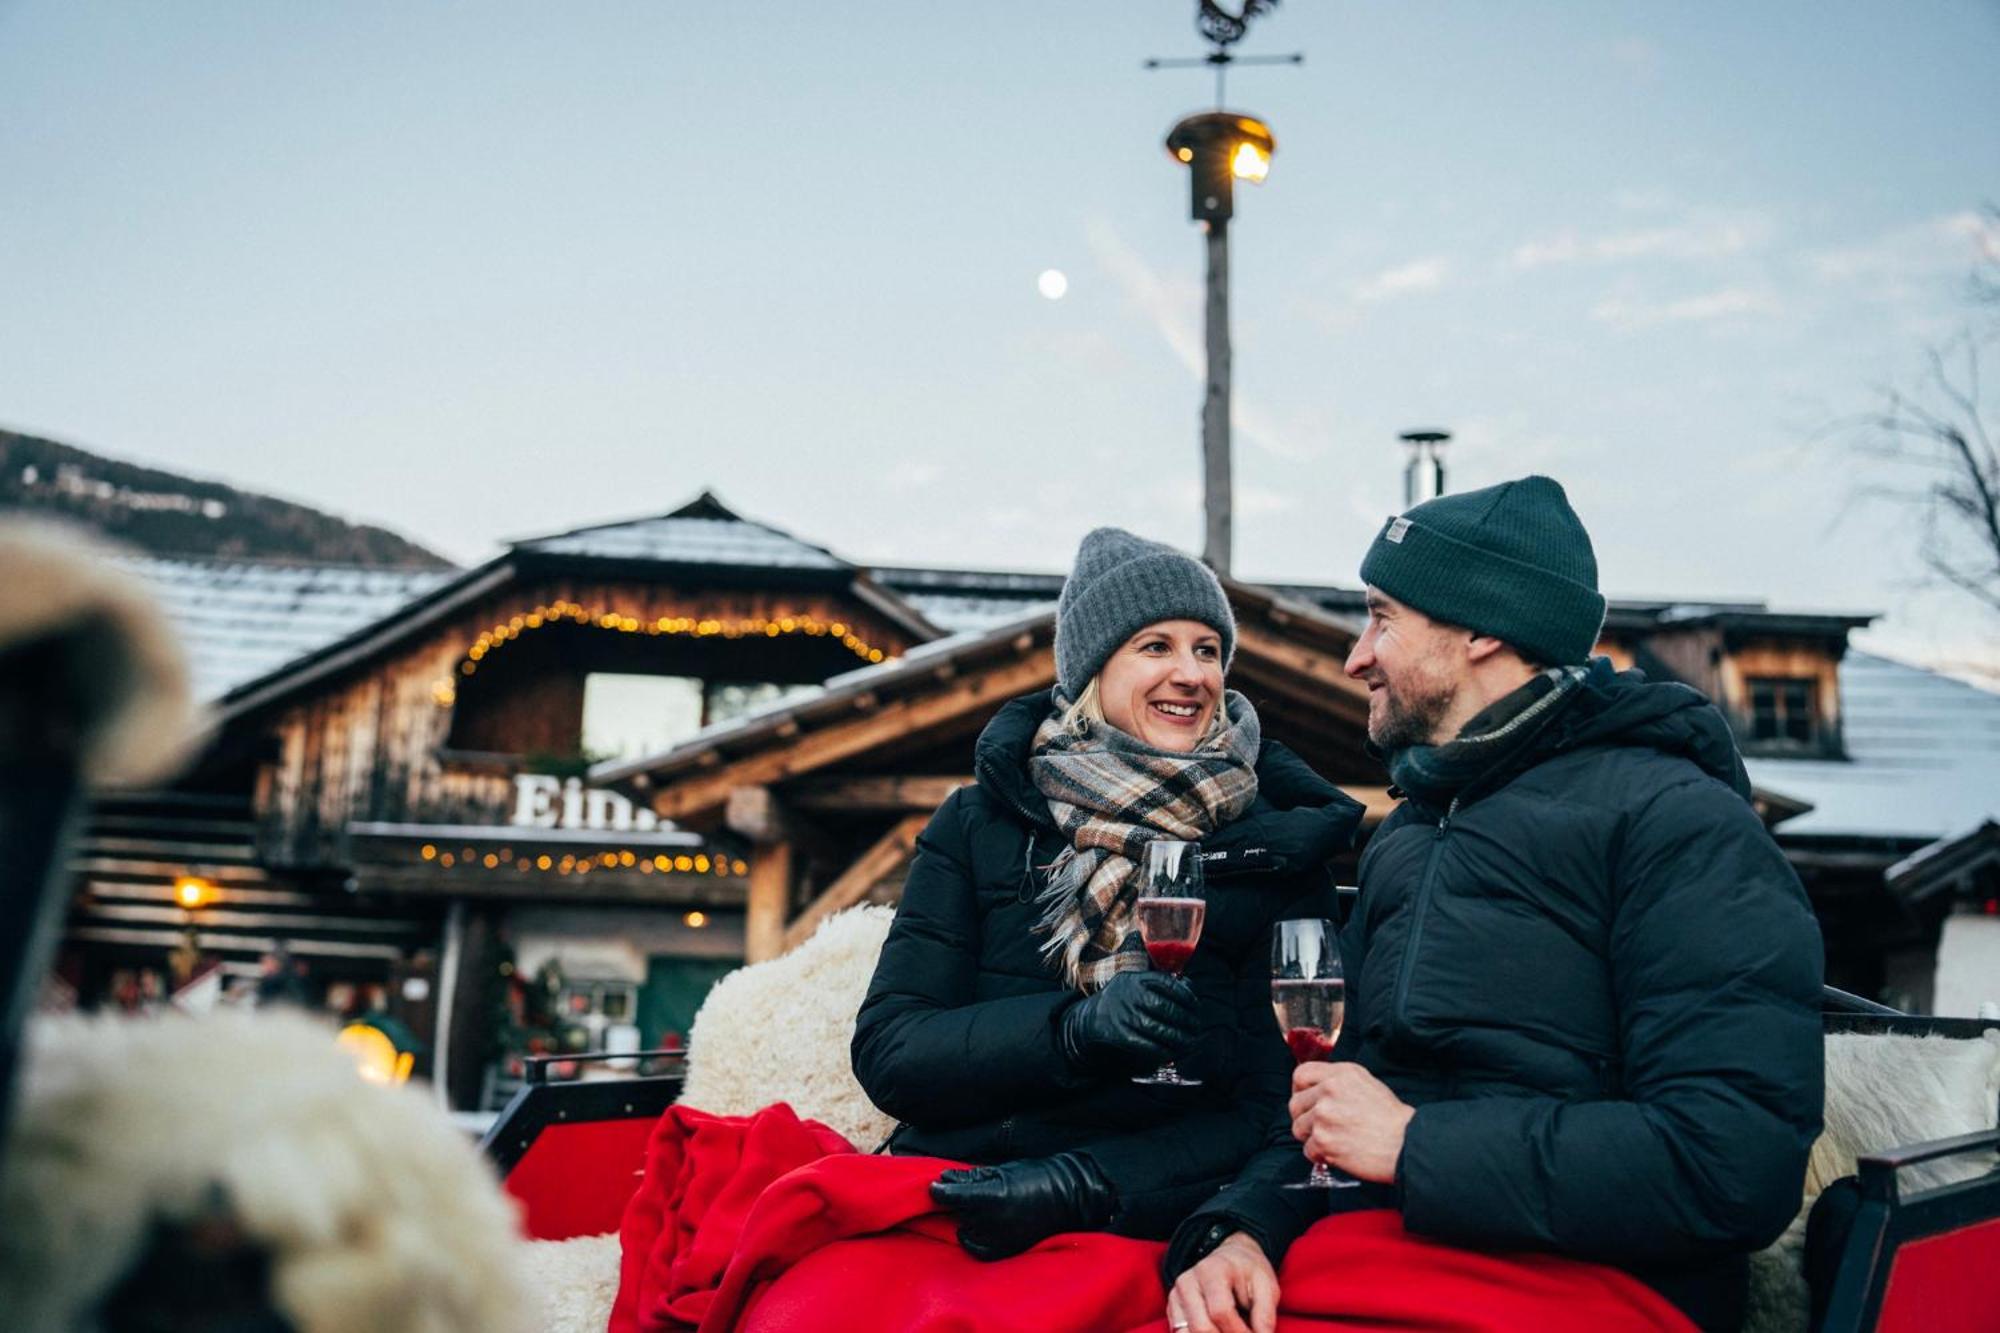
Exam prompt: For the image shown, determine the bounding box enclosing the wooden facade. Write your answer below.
[243,578,923,869]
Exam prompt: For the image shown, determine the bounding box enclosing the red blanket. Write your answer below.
[610,1104,1695,1333]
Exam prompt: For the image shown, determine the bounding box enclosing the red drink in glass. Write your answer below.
[1271,977,1343,1063]
[1136,896,1205,977]
[1132,842,1205,1087]
[1270,919,1360,1189]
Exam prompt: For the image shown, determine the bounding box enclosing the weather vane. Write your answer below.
[1144,1,1302,108]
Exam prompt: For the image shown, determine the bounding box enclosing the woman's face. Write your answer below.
[1096,619,1225,751]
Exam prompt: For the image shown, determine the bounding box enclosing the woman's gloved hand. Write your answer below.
[930,1152,1116,1260]
[1057,969,1200,1074]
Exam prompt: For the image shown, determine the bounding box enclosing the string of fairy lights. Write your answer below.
[431,601,891,707]
[417,842,751,879]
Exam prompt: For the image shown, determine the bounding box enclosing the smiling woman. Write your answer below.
[848,524,1367,1262]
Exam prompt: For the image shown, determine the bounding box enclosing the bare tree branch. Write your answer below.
[1842,326,2000,620]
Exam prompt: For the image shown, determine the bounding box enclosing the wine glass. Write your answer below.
[1132,840,1205,1087]
[1271,918,1359,1189]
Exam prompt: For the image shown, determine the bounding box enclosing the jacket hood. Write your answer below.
[1542,658,1754,800]
[972,689,1364,871]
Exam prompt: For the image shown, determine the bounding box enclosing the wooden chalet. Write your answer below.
[51,491,2000,1110]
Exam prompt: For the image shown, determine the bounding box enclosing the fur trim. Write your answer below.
[1809,1028,2000,1195]
[0,518,203,786]
[519,1232,621,1333]
[0,1009,534,1333]
[1741,1027,2000,1333]
[678,905,897,1151]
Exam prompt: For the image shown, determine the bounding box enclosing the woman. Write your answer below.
[851,526,1364,1260]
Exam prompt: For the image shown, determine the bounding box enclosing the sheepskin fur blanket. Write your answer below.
[0,517,203,787]
[677,903,897,1151]
[0,1009,536,1333]
[1741,1026,2000,1333]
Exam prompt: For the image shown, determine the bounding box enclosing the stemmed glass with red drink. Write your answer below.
[1132,840,1205,1087]
[1271,918,1359,1188]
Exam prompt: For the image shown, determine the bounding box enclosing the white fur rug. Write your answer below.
[678,903,898,1151]
[1743,1026,2000,1333]
[0,1009,535,1333]
[521,1231,622,1333]
[516,905,901,1331]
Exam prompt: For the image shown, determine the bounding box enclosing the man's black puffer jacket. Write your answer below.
[1168,663,1824,1332]
[851,691,1365,1239]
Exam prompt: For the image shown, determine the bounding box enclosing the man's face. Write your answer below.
[1344,588,1469,750]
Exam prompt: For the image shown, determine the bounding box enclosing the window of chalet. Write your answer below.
[1748,677,1817,748]
[581,673,706,763]
[578,674,821,763]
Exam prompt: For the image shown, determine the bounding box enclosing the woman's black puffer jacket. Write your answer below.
[851,691,1364,1238]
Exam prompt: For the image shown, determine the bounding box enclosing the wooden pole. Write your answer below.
[1202,219,1233,576]
[745,840,792,964]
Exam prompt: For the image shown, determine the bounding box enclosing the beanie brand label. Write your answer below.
[1385,517,1411,544]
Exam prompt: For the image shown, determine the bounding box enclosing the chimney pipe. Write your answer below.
[1399,429,1450,507]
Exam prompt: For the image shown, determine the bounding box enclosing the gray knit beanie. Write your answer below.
[1055,527,1236,698]
[1358,475,1606,666]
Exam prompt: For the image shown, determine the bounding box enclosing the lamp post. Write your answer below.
[1166,113,1274,577]
[1151,5,1296,576]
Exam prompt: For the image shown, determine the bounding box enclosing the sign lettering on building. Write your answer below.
[510,773,662,832]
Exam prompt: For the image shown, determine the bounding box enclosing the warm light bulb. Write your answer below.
[173,876,214,910]
[684,910,709,928]
[1230,141,1270,183]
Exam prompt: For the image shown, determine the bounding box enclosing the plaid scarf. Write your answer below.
[1028,691,1261,992]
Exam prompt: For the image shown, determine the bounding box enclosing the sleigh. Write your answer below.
[1,526,1995,1333]
[476,893,2000,1333]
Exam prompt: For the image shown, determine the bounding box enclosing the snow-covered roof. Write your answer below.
[869,566,1063,635]
[513,493,847,571]
[897,591,1060,633]
[125,556,452,701]
[1746,651,2000,842]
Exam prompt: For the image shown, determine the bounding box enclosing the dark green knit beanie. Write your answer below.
[1358,475,1606,666]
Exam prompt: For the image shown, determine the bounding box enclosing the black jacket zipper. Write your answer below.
[1391,796,1458,1031]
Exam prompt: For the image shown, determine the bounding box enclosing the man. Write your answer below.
[1165,476,1823,1333]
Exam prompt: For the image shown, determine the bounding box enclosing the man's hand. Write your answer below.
[1167,1232,1278,1333]
[1288,1062,1414,1184]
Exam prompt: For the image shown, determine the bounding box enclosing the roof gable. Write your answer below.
[511,490,850,573]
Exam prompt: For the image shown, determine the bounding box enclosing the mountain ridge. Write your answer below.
[0,428,453,569]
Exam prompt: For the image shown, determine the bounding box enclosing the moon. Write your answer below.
[1037,269,1068,301]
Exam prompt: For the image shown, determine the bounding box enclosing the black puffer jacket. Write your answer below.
[1170,663,1824,1332]
[851,691,1365,1239]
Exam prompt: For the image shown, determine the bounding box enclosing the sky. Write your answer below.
[2,2,1997,675]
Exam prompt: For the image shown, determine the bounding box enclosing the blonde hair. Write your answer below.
[1061,674,1227,743]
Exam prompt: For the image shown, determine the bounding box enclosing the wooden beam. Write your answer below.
[782,814,928,953]
[1233,625,1370,716]
[745,841,793,963]
[726,785,791,844]
[789,775,969,814]
[648,648,1054,824]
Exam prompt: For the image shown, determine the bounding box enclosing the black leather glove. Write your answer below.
[930,1152,1116,1260]
[1057,969,1200,1074]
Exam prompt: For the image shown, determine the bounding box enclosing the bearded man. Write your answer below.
[1164,476,1824,1333]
